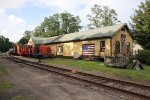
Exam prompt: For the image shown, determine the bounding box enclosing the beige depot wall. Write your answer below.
[49,38,111,57]
[28,38,35,46]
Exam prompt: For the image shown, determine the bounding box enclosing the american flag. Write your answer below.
[82,44,95,55]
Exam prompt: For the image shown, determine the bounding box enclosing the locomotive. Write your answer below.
[12,44,52,58]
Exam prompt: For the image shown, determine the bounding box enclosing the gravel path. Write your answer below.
[0,57,123,100]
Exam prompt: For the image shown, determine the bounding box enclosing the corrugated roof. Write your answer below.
[31,23,127,44]
[53,23,126,43]
[31,37,44,44]
[32,36,61,44]
[42,36,61,44]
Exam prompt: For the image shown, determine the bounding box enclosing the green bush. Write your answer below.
[135,50,150,64]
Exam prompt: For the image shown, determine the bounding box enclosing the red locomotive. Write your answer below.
[12,44,52,58]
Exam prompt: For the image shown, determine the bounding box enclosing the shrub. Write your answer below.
[135,50,150,64]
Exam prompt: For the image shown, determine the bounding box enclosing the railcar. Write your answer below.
[12,44,52,58]
[34,45,52,58]
[20,45,33,56]
[39,45,51,57]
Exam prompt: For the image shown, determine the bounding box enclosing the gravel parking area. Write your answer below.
[0,57,123,100]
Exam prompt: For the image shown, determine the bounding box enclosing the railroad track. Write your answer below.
[5,56,150,100]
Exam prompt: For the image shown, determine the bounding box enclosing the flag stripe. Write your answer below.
[82,44,95,56]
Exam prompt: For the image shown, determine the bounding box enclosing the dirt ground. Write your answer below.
[0,57,124,100]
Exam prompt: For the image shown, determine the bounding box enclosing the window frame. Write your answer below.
[100,41,105,52]
[57,45,63,53]
[127,42,130,54]
[115,41,120,54]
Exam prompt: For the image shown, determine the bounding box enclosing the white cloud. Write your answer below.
[35,0,145,26]
[0,0,28,9]
[0,0,145,25]
[0,9,36,42]
[36,0,83,10]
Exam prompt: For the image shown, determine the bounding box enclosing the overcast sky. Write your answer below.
[0,0,145,42]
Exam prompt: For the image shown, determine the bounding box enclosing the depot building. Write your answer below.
[28,23,133,58]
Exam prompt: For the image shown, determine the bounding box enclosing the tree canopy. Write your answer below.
[34,12,82,37]
[18,30,32,45]
[0,35,14,52]
[87,4,120,29]
[131,0,150,49]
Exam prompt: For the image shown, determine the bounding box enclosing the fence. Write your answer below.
[104,56,129,67]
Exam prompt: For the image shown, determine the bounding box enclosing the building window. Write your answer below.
[100,41,105,52]
[58,46,63,53]
[115,41,120,55]
[121,34,126,43]
[127,42,130,54]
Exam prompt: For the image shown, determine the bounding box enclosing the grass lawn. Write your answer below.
[0,65,13,90]
[0,81,13,90]
[13,95,25,100]
[20,56,150,81]
[41,58,150,80]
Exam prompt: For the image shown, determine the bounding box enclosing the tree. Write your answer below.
[0,35,14,52]
[40,13,60,37]
[131,0,150,49]
[60,12,82,34]
[34,26,47,37]
[87,4,120,29]
[18,30,32,45]
[34,12,82,37]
